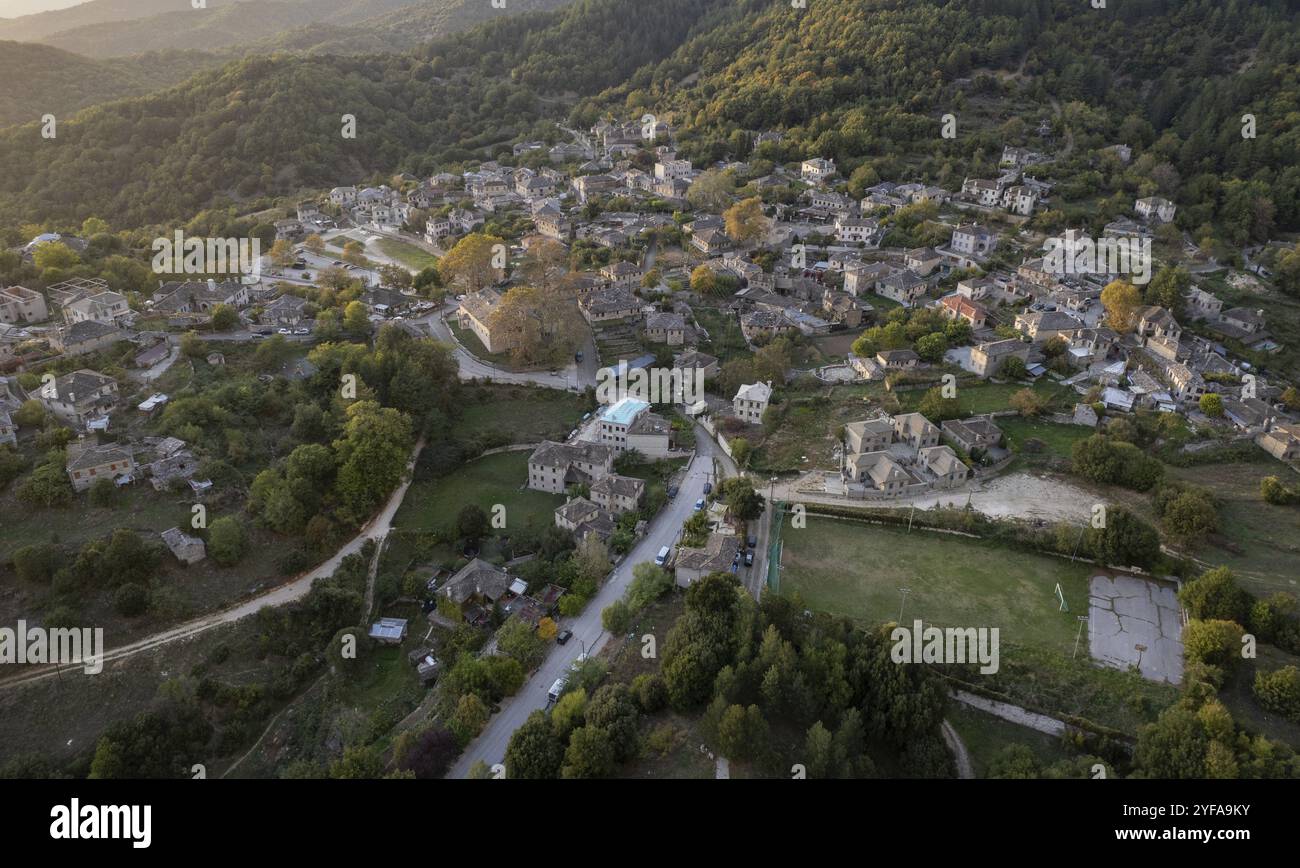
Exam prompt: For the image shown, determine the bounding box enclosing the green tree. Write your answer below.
[210,303,239,331]
[1199,393,1224,417]
[505,710,564,779]
[561,726,616,778]
[207,516,245,566]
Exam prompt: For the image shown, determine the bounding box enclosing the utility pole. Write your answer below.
[1073,615,1089,659]
[897,587,911,624]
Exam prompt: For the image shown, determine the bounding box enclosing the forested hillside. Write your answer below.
[0,41,225,129]
[0,0,728,227]
[0,0,240,42]
[1,0,1297,242]
[574,0,1300,242]
[32,0,424,58]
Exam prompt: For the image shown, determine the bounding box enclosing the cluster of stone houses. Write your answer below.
[840,411,991,496]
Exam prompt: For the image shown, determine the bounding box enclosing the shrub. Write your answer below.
[112,583,150,617]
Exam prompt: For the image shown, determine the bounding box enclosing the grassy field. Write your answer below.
[448,320,534,370]
[1217,643,1300,749]
[375,238,439,272]
[779,516,1089,655]
[392,451,562,539]
[1164,462,1300,598]
[693,307,749,362]
[453,385,588,444]
[897,380,1072,416]
[998,415,1094,459]
[946,704,1072,778]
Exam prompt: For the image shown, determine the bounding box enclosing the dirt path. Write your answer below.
[941,719,975,779]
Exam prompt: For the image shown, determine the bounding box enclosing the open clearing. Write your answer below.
[392,450,562,538]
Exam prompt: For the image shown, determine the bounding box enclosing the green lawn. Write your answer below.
[392,451,563,539]
[375,238,439,272]
[897,380,1071,416]
[998,416,1094,459]
[453,386,588,444]
[779,516,1089,655]
[448,320,530,369]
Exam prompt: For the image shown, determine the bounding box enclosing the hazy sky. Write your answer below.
[0,0,89,19]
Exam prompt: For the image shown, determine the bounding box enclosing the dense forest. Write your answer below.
[0,0,1297,243]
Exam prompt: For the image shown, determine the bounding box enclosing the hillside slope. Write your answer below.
[0,40,224,129]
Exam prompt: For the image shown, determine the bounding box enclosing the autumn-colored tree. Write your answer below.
[439,232,506,293]
[724,197,769,244]
[342,240,368,266]
[1101,279,1142,332]
[303,234,325,255]
[269,238,296,268]
[489,284,583,365]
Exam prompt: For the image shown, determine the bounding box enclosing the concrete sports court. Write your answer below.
[1088,573,1183,685]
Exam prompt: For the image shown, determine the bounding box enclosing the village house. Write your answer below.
[956,276,996,301]
[844,418,895,454]
[65,440,133,492]
[573,174,621,204]
[940,294,988,329]
[904,248,943,277]
[1220,307,1266,336]
[1001,185,1037,216]
[49,320,127,357]
[843,261,895,296]
[424,215,452,242]
[579,287,641,324]
[961,177,1003,207]
[673,350,720,383]
[673,533,743,588]
[919,444,969,487]
[160,527,206,565]
[596,397,672,457]
[440,559,515,624]
[941,416,1003,454]
[601,260,642,288]
[733,381,772,425]
[801,158,836,183]
[893,412,941,449]
[834,217,882,246]
[64,290,130,327]
[740,308,797,343]
[1135,305,1182,343]
[456,289,514,352]
[1184,286,1223,320]
[876,270,928,308]
[950,225,998,258]
[1135,196,1176,224]
[533,204,571,241]
[876,348,920,370]
[43,369,118,427]
[845,451,912,493]
[152,279,249,317]
[970,338,1030,377]
[1015,309,1082,342]
[262,293,307,327]
[823,291,863,328]
[554,497,617,544]
[329,186,358,206]
[527,441,614,494]
[0,286,48,324]
[644,312,687,345]
[1167,363,1207,403]
[1256,423,1300,463]
[591,473,646,515]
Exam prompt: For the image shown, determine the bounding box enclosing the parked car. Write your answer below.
[250,332,267,340]
[294,327,311,335]
[703,482,712,495]
[556,629,573,645]
[575,350,584,362]
[746,534,757,549]
[667,485,679,499]
[694,498,705,511]
[744,550,754,567]
[278,328,292,335]
[655,545,670,566]
[547,676,568,703]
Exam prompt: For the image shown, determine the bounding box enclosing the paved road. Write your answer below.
[0,439,426,692]
[423,307,592,391]
[447,432,723,778]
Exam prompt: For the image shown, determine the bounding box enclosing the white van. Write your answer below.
[655,545,671,566]
[547,676,568,703]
